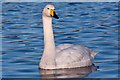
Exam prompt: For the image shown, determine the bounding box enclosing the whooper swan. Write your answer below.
[39,4,97,69]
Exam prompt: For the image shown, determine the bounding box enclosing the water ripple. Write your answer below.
[2,2,119,78]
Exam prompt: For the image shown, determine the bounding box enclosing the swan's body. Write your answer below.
[39,4,97,69]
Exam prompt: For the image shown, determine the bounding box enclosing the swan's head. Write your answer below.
[43,4,59,19]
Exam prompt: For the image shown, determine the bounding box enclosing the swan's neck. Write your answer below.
[41,15,56,68]
[43,16,55,54]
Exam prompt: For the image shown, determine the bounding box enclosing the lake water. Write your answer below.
[2,2,119,78]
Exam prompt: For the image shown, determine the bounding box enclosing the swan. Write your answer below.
[39,4,97,69]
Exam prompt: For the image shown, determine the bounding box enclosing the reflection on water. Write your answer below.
[40,65,97,79]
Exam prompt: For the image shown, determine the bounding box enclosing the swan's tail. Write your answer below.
[85,47,97,58]
[89,49,97,58]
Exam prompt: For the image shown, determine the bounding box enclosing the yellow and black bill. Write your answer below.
[50,9,59,19]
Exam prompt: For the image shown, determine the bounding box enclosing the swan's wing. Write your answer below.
[56,45,85,65]
[56,44,97,58]
[56,48,83,65]
[55,44,97,68]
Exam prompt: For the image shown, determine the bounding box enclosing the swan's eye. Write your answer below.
[47,8,49,9]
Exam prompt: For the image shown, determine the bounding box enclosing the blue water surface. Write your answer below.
[2,2,119,78]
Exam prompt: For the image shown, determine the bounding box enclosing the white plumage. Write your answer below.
[39,4,97,69]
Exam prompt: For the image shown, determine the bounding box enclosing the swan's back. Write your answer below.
[55,44,96,69]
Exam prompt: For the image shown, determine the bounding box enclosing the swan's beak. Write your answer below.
[50,9,59,19]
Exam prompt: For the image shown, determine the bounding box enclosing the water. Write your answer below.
[1,2,119,78]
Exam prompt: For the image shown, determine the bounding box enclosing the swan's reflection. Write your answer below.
[39,65,98,79]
